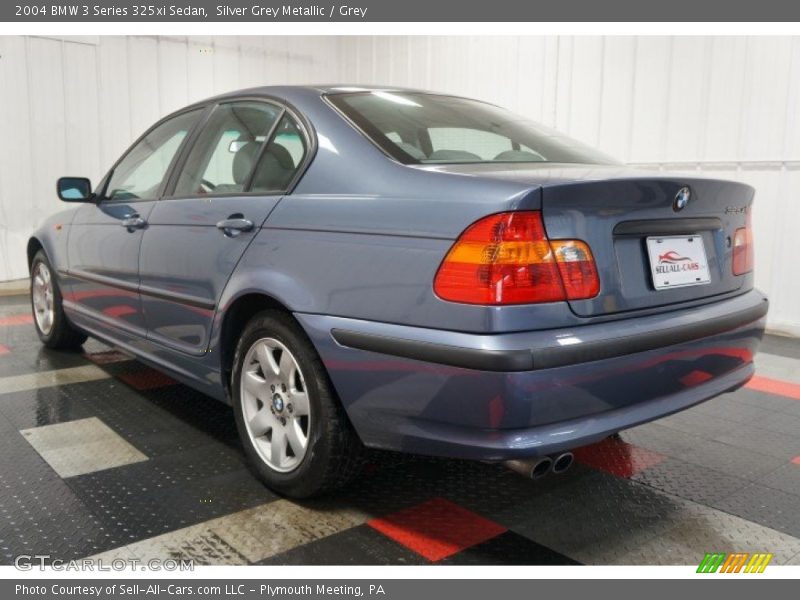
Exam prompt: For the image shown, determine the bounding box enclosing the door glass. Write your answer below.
[105,109,201,201]
[250,114,307,193]
[172,102,282,197]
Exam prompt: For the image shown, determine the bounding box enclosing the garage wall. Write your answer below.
[0,35,341,283]
[338,36,800,336]
[1,35,798,335]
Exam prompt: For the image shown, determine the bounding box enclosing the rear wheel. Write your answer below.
[231,310,363,497]
[30,250,87,350]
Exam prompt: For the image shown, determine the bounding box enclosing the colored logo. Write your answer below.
[658,251,692,264]
[674,187,691,211]
[697,552,773,573]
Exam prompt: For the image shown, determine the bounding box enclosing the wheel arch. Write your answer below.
[218,292,298,399]
[26,237,45,272]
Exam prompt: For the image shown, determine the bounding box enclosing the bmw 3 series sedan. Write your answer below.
[29,86,767,497]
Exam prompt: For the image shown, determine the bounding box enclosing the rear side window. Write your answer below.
[328,91,618,165]
[172,102,282,197]
[249,114,307,193]
[105,109,201,201]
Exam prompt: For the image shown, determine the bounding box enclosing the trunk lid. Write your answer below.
[423,163,754,317]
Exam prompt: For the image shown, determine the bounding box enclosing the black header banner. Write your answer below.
[4,0,800,22]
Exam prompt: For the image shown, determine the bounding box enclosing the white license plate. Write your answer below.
[646,235,711,290]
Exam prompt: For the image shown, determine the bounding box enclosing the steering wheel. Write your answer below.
[200,179,217,192]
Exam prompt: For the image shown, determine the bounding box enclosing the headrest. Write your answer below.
[396,142,426,160]
[251,143,297,191]
[494,150,543,162]
[428,149,481,161]
[232,141,261,185]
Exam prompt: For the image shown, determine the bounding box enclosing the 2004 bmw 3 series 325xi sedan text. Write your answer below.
[29,86,768,497]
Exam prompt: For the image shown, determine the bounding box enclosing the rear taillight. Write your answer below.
[433,211,600,305]
[732,212,754,275]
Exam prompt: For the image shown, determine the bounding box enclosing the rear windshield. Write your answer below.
[327,91,618,165]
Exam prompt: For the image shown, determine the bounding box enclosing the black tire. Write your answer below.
[30,250,87,350]
[231,309,364,498]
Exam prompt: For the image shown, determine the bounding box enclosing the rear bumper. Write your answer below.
[330,294,768,372]
[296,289,768,460]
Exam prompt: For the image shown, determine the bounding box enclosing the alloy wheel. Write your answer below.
[31,261,55,336]
[240,337,311,472]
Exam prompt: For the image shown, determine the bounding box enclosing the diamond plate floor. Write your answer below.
[1,295,799,566]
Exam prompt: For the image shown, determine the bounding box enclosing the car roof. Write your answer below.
[237,84,432,95]
[198,84,439,105]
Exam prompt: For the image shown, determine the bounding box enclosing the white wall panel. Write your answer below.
[515,37,549,122]
[186,38,215,101]
[704,37,748,161]
[740,37,793,161]
[127,37,161,138]
[157,38,190,115]
[27,38,67,230]
[629,37,672,162]
[212,40,240,94]
[0,36,35,280]
[567,37,605,147]
[96,36,133,161]
[63,41,101,178]
[664,37,709,162]
[597,37,635,161]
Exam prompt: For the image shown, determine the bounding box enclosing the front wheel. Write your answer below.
[30,250,87,350]
[231,310,363,498]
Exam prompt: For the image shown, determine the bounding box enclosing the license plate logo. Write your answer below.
[646,235,711,290]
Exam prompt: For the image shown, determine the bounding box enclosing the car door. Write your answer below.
[138,100,310,355]
[66,108,205,339]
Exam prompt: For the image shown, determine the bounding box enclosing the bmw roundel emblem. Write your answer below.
[673,187,691,212]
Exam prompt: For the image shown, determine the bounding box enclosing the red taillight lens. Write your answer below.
[732,213,754,275]
[433,211,600,305]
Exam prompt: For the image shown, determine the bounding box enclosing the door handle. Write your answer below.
[121,215,147,230]
[216,218,254,237]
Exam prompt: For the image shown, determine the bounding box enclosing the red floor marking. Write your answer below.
[573,437,667,478]
[791,456,800,466]
[746,375,800,401]
[117,369,178,391]
[0,314,33,326]
[368,497,506,562]
[0,344,10,355]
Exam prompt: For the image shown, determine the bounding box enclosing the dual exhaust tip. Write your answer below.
[504,452,574,480]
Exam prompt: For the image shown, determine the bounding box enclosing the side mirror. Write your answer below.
[57,177,94,202]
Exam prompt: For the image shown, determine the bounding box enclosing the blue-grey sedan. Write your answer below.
[29,86,767,497]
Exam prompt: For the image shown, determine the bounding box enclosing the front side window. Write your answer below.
[327,91,618,165]
[105,109,201,201]
[172,102,282,197]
